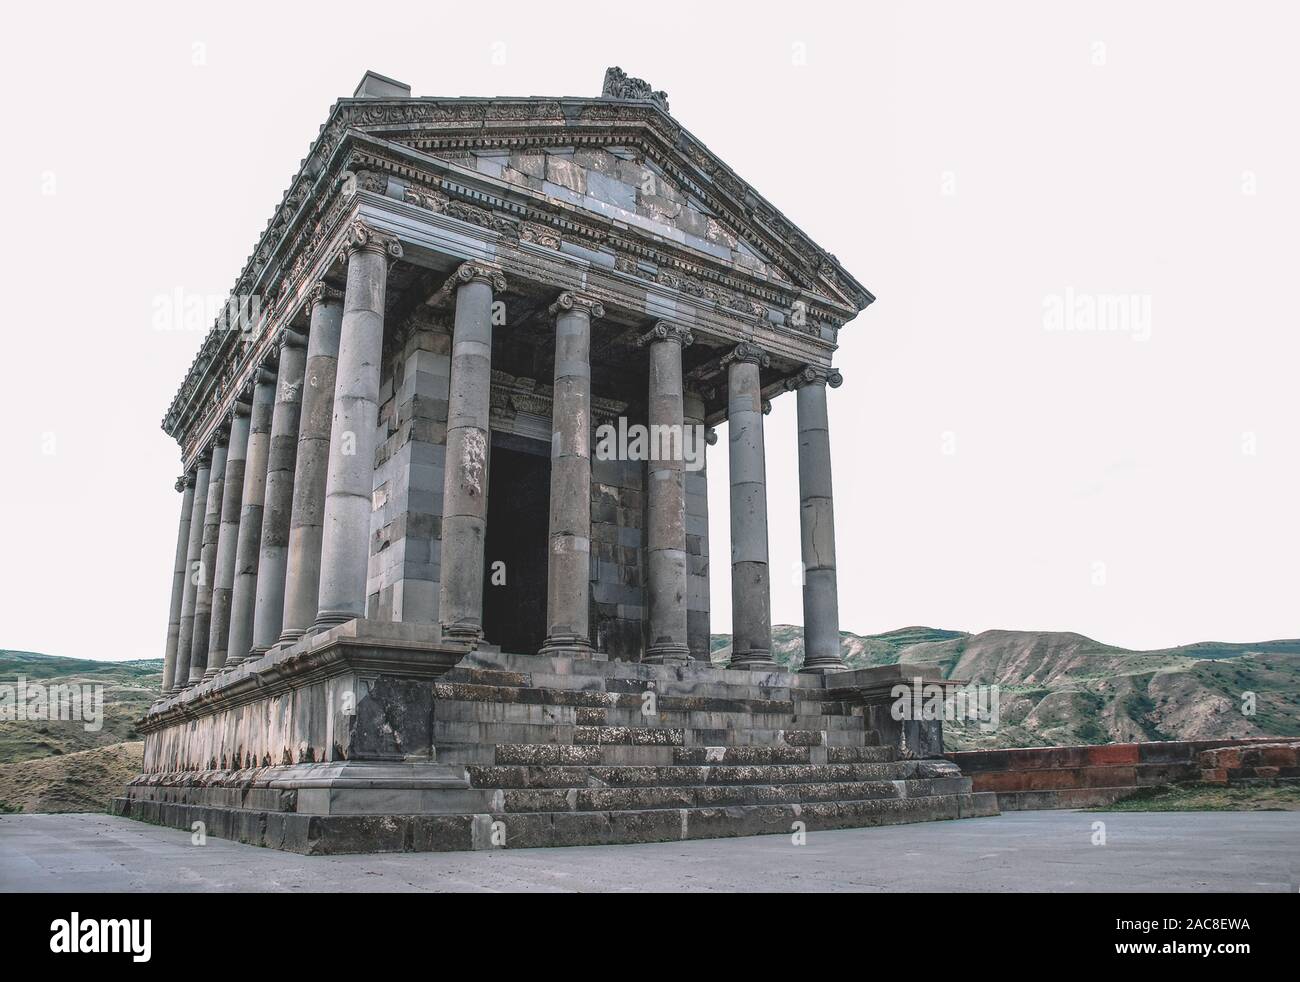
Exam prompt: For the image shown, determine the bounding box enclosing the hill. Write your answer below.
[0,650,163,764]
[711,627,1300,750]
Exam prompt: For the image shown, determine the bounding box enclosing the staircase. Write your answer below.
[427,650,997,849]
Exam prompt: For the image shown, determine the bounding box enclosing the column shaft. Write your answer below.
[187,438,228,684]
[204,405,251,676]
[250,333,306,653]
[277,287,344,645]
[173,458,210,689]
[541,294,601,656]
[161,475,196,695]
[437,263,503,643]
[224,369,276,668]
[796,371,846,673]
[314,226,401,629]
[726,346,775,670]
[641,321,692,664]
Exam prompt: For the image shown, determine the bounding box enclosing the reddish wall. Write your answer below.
[946,738,1285,810]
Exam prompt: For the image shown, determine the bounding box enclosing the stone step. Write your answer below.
[827,746,899,763]
[497,777,973,814]
[467,759,953,788]
[432,679,861,720]
[486,793,997,851]
[110,789,1000,854]
[453,650,827,691]
[434,699,866,733]
[673,744,893,765]
[434,721,870,752]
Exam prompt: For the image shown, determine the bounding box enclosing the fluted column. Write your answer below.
[223,367,276,668]
[187,433,228,685]
[173,453,210,689]
[161,474,196,696]
[203,400,252,677]
[314,223,403,630]
[725,343,776,670]
[540,292,602,657]
[277,284,344,646]
[250,329,307,654]
[437,262,505,644]
[792,367,847,673]
[639,320,693,665]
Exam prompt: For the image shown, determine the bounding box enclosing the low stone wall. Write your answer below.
[946,738,1286,810]
[1199,741,1300,786]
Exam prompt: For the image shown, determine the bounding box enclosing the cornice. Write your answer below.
[162,92,871,461]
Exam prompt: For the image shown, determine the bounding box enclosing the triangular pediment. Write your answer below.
[329,98,872,316]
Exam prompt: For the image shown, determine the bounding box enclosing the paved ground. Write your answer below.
[1,810,1297,892]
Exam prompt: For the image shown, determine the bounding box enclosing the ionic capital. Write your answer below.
[452,261,507,293]
[721,342,770,369]
[277,326,308,351]
[705,426,718,446]
[761,399,772,416]
[176,474,195,492]
[636,320,693,348]
[307,282,344,313]
[209,427,229,449]
[231,399,252,419]
[786,365,844,390]
[244,364,277,397]
[549,291,604,320]
[343,221,403,263]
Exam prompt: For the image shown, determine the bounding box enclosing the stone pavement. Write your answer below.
[2,810,1297,892]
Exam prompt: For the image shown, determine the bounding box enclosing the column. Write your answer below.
[724,343,776,670]
[436,262,505,644]
[639,320,693,664]
[540,292,603,657]
[684,391,715,661]
[161,474,196,696]
[277,284,344,646]
[203,400,252,677]
[187,433,228,685]
[173,452,210,689]
[224,366,276,669]
[792,367,847,673]
[314,222,403,630]
[250,328,307,655]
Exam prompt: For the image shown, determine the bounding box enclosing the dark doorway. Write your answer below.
[482,434,551,653]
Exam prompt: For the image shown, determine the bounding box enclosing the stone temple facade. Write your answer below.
[114,70,996,852]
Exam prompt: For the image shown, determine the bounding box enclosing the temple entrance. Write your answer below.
[481,434,551,653]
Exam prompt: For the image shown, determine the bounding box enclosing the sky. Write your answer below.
[1,0,1297,660]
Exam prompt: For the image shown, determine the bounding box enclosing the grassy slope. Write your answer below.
[0,650,163,764]
[0,741,144,813]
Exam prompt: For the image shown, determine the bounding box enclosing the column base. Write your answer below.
[643,641,690,665]
[539,634,595,659]
[441,621,483,647]
[313,611,360,634]
[275,627,307,649]
[799,657,849,675]
[247,645,271,661]
[729,651,779,671]
[200,664,224,681]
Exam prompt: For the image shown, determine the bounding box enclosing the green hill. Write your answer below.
[0,650,163,764]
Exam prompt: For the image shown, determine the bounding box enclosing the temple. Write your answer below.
[114,70,996,852]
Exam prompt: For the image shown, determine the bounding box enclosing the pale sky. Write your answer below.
[2,0,1296,660]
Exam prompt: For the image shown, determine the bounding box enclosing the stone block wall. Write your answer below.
[1199,741,1300,785]
[369,320,451,624]
[591,455,644,661]
[947,737,1287,810]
